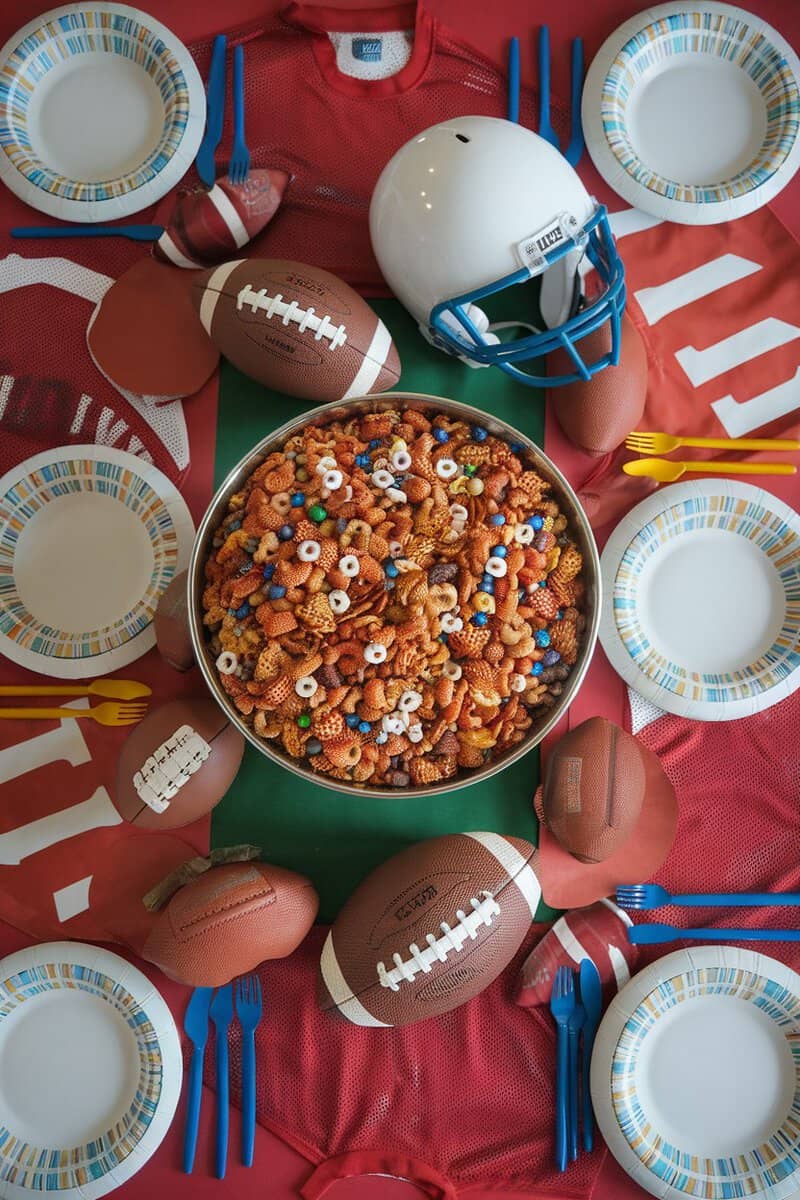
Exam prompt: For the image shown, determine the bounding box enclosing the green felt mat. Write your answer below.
[210,299,553,922]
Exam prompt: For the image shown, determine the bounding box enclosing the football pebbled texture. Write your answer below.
[541,717,646,864]
[114,697,244,830]
[154,570,194,672]
[153,169,289,269]
[192,258,401,402]
[514,899,638,1008]
[142,861,319,986]
[548,311,647,455]
[319,832,541,1027]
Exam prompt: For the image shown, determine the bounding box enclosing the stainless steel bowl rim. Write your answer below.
[188,391,601,798]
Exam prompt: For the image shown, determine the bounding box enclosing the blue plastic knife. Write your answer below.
[196,34,227,186]
[579,959,602,1153]
[11,225,162,241]
[182,986,214,1173]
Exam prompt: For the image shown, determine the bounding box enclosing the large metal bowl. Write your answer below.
[188,392,600,797]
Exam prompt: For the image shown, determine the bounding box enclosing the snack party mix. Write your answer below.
[202,407,586,788]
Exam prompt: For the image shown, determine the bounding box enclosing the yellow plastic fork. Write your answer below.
[623,458,796,483]
[625,431,800,455]
[0,701,149,727]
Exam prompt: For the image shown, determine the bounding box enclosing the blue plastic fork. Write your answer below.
[182,987,214,1173]
[618,883,800,910]
[228,45,250,185]
[210,983,234,1178]
[235,974,263,1167]
[549,965,575,1172]
[537,26,585,167]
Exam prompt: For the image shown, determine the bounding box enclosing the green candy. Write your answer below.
[297,713,312,729]
[308,504,327,522]
[463,464,477,477]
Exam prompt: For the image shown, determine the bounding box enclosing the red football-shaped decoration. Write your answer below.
[154,570,194,672]
[548,311,647,455]
[319,832,541,1027]
[515,900,638,1008]
[142,861,320,986]
[192,258,402,402]
[153,170,289,269]
[114,697,244,829]
[542,717,646,864]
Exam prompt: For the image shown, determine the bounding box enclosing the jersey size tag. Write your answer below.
[352,37,383,61]
[515,212,580,275]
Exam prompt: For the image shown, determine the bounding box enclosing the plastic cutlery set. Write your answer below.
[617,884,800,944]
[549,959,602,1171]
[184,976,263,1177]
[624,430,799,482]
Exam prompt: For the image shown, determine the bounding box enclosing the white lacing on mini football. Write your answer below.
[236,284,348,350]
[376,891,501,991]
[133,724,212,813]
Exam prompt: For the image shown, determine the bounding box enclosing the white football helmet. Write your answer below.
[369,116,626,387]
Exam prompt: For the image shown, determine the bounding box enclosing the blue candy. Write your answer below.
[262,563,276,580]
[531,662,544,676]
[528,515,544,530]
[235,604,250,619]
[432,428,449,443]
[368,439,381,449]
[471,612,488,627]
[535,630,551,648]
[384,560,399,578]
[489,514,506,526]
[357,721,371,734]
[278,524,294,541]
[268,584,286,600]
[471,425,488,442]
[490,544,507,557]
[510,442,524,455]
[290,492,305,507]
[542,649,561,667]
[345,714,360,729]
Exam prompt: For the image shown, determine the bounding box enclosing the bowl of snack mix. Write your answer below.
[189,394,600,795]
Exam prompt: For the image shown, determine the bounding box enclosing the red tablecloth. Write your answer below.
[0,1,798,1199]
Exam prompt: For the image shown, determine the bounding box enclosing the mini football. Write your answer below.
[141,861,319,986]
[154,570,194,672]
[153,169,289,269]
[192,258,401,402]
[548,311,647,455]
[514,899,638,1008]
[319,831,541,1027]
[114,697,244,829]
[540,717,646,863]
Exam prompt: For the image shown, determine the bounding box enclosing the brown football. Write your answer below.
[540,717,646,864]
[192,258,401,402]
[318,832,541,1027]
[142,861,319,986]
[114,697,244,829]
[548,311,647,455]
[153,570,194,672]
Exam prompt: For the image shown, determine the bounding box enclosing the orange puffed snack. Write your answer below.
[202,406,586,789]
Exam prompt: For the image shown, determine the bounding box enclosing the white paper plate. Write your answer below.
[0,3,205,222]
[0,941,181,1199]
[582,2,800,223]
[599,479,800,720]
[591,946,800,1200]
[0,445,194,678]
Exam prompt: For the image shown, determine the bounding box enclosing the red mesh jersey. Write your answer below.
[178,3,566,293]
[0,253,189,482]
[632,691,800,972]
[206,924,605,1200]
